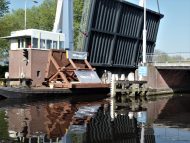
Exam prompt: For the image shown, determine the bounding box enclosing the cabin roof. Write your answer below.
[2,35,31,39]
[1,29,65,41]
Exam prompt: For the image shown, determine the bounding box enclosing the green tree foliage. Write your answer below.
[0,0,57,58]
[73,0,84,49]
[0,0,9,17]
[27,0,56,30]
[0,0,83,57]
[0,65,8,77]
[0,110,9,140]
[0,0,10,59]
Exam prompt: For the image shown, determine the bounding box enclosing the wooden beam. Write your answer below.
[69,59,77,69]
[51,56,61,70]
[84,59,93,70]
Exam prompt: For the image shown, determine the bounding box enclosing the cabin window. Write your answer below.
[53,41,57,49]
[33,38,38,48]
[47,40,52,49]
[18,39,20,48]
[37,70,41,78]
[59,41,64,49]
[40,39,46,49]
[18,38,24,48]
[26,38,31,48]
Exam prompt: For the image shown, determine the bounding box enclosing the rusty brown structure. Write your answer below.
[8,49,109,90]
[9,49,49,87]
[45,50,109,88]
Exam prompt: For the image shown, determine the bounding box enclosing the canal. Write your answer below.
[0,94,190,143]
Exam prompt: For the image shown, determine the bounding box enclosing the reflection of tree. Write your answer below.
[0,110,9,140]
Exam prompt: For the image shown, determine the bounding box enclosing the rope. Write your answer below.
[156,0,160,13]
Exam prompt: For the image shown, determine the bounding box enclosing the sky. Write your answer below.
[9,0,190,53]
[124,0,190,53]
[9,0,44,10]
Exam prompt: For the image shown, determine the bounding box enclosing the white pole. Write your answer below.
[111,74,116,97]
[143,0,147,64]
[25,0,27,29]
[140,123,145,143]
[24,0,38,29]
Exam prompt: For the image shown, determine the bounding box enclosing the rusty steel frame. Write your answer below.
[45,50,109,88]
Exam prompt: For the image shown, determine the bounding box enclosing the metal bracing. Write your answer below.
[45,50,109,88]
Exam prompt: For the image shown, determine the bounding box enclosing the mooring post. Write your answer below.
[110,97,116,121]
[111,74,116,97]
[37,136,40,143]
[29,137,31,143]
[56,137,59,143]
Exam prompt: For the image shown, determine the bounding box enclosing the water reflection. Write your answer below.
[0,94,190,142]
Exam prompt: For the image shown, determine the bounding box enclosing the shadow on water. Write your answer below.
[155,94,190,128]
[0,93,190,143]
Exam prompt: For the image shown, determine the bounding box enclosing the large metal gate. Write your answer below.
[84,0,163,68]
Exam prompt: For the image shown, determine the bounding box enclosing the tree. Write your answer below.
[0,9,24,59]
[0,0,84,58]
[0,0,57,58]
[0,110,9,140]
[0,0,9,17]
[74,0,84,49]
[27,0,56,30]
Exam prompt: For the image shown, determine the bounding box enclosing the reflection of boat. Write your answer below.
[1,96,108,142]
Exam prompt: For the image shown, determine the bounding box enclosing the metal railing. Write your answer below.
[147,52,190,64]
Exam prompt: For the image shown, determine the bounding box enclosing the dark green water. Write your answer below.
[0,94,190,143]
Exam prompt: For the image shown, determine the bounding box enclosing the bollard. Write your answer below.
[110,97,116,121]
[111,74,116,97]
[29,137,31,143]
[56,137,59,143]
[37,136,40,143]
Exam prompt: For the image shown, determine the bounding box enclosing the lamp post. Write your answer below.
[142,0,147,64]
[24,0,38,29]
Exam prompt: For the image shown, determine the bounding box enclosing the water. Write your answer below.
[0,94,190,143]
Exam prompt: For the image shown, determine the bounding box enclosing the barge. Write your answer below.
[0,29,109,98]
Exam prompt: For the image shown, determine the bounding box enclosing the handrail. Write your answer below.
[146,52,190,63]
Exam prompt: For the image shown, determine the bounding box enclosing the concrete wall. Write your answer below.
[9,49,49,86]
[147,64,190,91]
[147,65,169,90]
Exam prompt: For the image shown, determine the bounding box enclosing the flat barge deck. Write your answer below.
[0,87,110,99]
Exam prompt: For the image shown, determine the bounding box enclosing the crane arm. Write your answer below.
[53,0,74,51]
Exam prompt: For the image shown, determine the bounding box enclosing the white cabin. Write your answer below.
[3,29,65,50]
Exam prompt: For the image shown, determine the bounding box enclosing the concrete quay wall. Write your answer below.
[146,64,190,95]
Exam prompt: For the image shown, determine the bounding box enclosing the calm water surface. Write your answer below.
[0,94,190,143]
